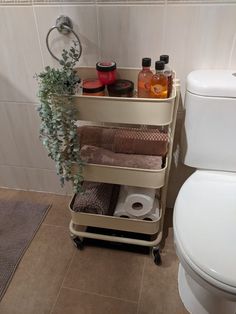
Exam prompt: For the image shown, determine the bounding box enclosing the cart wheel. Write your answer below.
[72,236,84,250]
[152,247,162,266]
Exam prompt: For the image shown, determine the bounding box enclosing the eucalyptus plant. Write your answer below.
[36,44,83,193]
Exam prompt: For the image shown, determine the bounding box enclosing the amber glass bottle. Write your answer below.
[150,61,168,99]
[137,58,153,98]
[160,55,173,97]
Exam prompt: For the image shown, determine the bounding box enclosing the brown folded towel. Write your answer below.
[77,126,168,156]
[77,126,115,151]
[73,181,114,215]
[80,145,163,170]
[113,128,168,156]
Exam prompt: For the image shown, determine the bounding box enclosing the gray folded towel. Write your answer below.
[73,181,120,216]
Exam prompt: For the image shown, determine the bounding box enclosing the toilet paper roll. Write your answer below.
[114,198,160,221]
[142,203,160,221]
[124,186,155,217]
[114,186,160,221]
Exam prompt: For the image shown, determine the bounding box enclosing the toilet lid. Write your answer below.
[174,170,236,290]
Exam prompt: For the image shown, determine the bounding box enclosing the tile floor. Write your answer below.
[0,188,188,314]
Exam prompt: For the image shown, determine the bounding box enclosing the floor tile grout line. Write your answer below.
[43,223,69,229]
[136,256,146,314]
[61,285,138,305]
[49,250,76,314]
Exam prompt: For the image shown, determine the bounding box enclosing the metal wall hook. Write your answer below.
[56,15,73,35]
[46,15,82,63]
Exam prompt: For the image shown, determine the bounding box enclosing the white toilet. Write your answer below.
[173,70,236,314]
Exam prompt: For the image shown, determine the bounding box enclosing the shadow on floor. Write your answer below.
[161,207,174,247]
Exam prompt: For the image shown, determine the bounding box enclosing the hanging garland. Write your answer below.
[36,44,83,193]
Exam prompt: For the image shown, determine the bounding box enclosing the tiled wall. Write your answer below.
[0,0,236,205]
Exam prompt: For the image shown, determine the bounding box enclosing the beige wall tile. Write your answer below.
[0,165,29,190]
[97,0,164,3]
[34,5,99,67]
[97,5,165,68]
[25,167,68,194]
[33,5,63,68]
[168,0,236,3]
[163,4,236,95]
[0,7,43,102]
[0,165,69,194]
[0,102,54,169]
[228,31,236,69]
[60,5,100,65]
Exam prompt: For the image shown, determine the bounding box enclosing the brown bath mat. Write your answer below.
[0,200,50,301]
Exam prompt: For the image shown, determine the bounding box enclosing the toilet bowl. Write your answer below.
[173,70,236,313]
[174,170,236,314]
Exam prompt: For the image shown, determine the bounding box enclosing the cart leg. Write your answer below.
[70,224,87,250]
[152,246,162,266]
[70,233,84,250]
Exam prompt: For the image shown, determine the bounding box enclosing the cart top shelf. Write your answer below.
[71,67,176,126]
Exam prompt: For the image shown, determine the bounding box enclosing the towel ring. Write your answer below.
[46,15,82,63]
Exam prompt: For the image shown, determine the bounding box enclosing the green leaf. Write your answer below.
[35,42,83,192]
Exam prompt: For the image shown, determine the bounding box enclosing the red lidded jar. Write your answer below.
[96,61,117,85]
[82,79,105,96]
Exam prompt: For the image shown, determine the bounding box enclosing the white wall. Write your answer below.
[0,0,236,205]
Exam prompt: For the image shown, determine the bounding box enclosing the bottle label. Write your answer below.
[138,81,151,91]
[150,84,163,95]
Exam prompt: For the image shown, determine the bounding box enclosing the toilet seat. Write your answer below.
[174,170,236,295]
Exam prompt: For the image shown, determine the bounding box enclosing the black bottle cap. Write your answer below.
[142,57,151,67]
[160,55,169,64]
[155,61,165,70]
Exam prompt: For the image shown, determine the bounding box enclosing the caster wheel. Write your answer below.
[72,236,84,250]
[152,248,162,266]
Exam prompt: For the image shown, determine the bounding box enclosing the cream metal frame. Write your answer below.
[68,67,180,251]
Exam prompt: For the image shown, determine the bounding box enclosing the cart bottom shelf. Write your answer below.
[69,221,163,247]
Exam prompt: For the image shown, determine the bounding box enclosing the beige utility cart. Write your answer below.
[68,67,180,265]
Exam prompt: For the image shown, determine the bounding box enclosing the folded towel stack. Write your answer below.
[73,181,120,216]
[78,126,115,151]
[78,126,168,156]
[113,127,168,156]
[80,145,163,170]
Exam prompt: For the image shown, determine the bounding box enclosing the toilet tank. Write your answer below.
[183,70,236,171]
